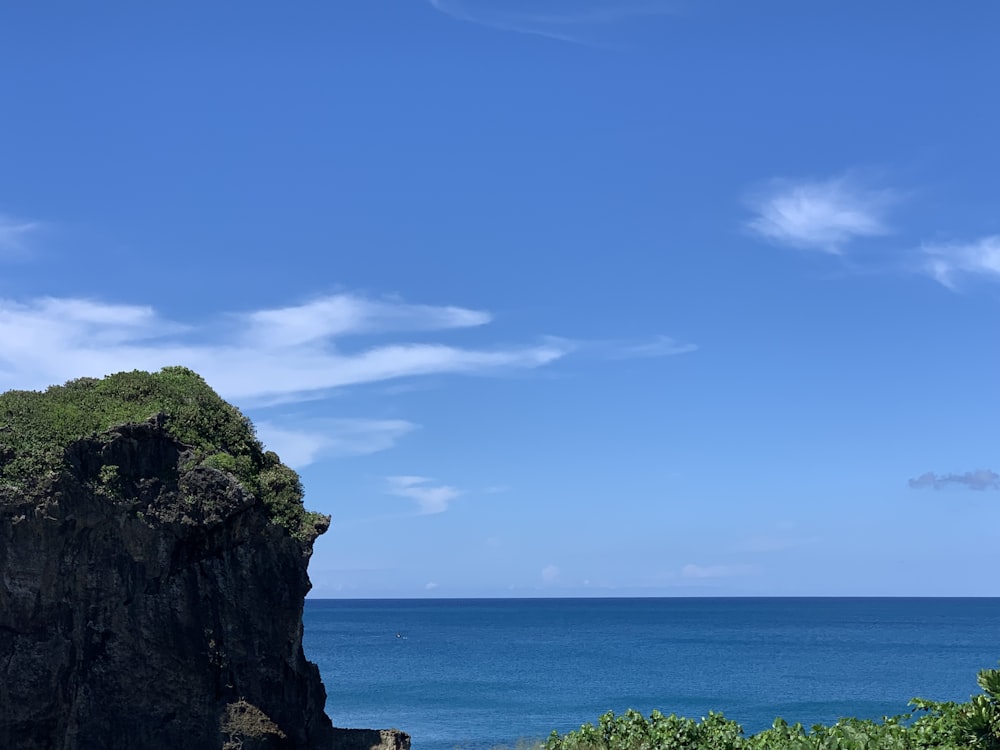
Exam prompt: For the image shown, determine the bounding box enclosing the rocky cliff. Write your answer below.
[0,368,406,750]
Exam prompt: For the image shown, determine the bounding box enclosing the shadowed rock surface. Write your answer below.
[0,370,410,750]
[329,729,412,750]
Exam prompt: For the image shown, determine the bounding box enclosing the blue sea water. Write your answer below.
[302,598,1000,750]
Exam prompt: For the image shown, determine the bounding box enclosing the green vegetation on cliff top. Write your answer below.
[0,366,325,541]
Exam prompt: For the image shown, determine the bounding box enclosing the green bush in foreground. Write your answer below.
[0,367,325,541]
[545,665,1000,750]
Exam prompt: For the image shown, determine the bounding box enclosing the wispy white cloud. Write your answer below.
[736,534,818,554]
[243,295,490,347]
[428,0,675,44]
[920,235,1000,289]
[0,293,570,401]
[541,563,560,582]
[609,335,697,359]
[425,581,439,590]
[255,418,418,469]
[680,563,759,579]
[909,470,999,491]
[556,334,696,363]
[745,176,894,254]
[386,475,462,514]
[0,214,42,259]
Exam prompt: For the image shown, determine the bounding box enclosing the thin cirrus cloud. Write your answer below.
[0,213,42,259]
[680,563,759,579]
[908,470,999,491]
[0,293,571,402]
[541,564,560,583]
[243,295,491,347]
[427,0,676,44]
[745,176,894,254]
[386,475,462,514]
[563,335,697,363]
[610,335,697,359]
[254,418,418,469]
[921,235,1000,289]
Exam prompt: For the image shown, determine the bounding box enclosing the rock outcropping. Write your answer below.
[0,369,409,750]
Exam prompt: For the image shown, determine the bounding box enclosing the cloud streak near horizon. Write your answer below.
[681,563,759,579]
[908,470,999,491]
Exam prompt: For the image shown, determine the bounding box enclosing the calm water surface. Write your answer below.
[302,598,1000,750]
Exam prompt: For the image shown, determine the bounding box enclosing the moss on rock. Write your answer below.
[0,366,325,542]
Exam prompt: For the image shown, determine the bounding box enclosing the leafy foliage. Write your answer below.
[0,367,325,541]
[545,666,1000,750]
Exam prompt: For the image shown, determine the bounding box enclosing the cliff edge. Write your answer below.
[0,368,403,750]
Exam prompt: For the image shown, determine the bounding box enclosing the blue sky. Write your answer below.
[1,1,997,597]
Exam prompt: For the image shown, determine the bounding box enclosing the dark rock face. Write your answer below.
[0,419,337,750]
[330,729,412,750]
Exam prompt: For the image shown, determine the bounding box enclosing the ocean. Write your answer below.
[302,598,1000,750]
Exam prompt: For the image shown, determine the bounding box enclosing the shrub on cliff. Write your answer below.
[544,665,1000,750]
[0,366,325,541]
